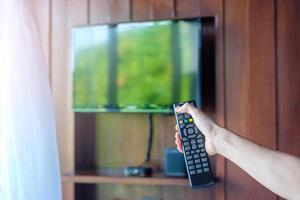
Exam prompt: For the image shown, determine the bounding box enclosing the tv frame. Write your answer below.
[71,18,202,114]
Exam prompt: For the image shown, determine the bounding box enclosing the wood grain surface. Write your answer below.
[225,0,277,199]
[32,0,300,199]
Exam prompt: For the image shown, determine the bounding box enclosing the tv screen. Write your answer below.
[72,19,201,113]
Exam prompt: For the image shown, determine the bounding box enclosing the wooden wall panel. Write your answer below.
[198,0,223,17]
[175,0,223,18]
[132,0,152,21]
[51,0,88,199]
[175,0,199,18]
[90,0,130,24]
[90,0,110,23]
[153,0,175,19]
[277,0,300,157]
[132,0,174,20]
[51,0,69,177]
[207,1,225,199]
[225,0,276,199]
[33,0,300,199]
[32,0,50,74]
[67,0,89,199]
[68,0,89,27]
[51,1,72,199]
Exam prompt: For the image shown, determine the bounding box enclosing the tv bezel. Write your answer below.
[71,18,202,113]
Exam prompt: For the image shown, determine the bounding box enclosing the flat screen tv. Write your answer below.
[72,19,201,113]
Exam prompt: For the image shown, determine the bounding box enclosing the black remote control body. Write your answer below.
[173,100,215,188]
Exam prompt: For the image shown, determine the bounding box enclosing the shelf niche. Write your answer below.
[73,17,217,200]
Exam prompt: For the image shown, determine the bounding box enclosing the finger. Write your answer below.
[175,132,181,140]
[175,139,183,152]
[175,136,181,144]
[174,133,183,153]
[177,145,183,153]
[175,136,182,147]
[175,103,188,113]
[175,103,195,114]
[175,138,181,147]
[175,124,178,131]
[176,104,213,136]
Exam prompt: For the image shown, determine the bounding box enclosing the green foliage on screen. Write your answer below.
[72,20,200,112]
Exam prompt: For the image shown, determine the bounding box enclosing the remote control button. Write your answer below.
[189,165,195,170]
[188,160,194,165]
[184,114,191,118]
[179,120,183,124]
[186,151,190,155]
[191,139,196,144]
[185,146,191,151]
[193,154,199,159]
[186,155,193,160]
[190,170,196,175]
[182,137,188,141]
[192,145,197,149]
[184,119,188,123]
[196,149,200,153]
[203,168,209,172]
[201,148,206,152]
[186,124,193,128]
[197,139,203,143]
[200,153,206,157]
[183,129,187,136]
[196,164,202,168]
[188,134,196,139]
[197,134,202,138]
[199,143,204,148]
[202,163,208,167]
[195,159,200,164]
[188,118,193,123]
[183,142,189,146]
[187,128,194,134]
[178,115,183,120]
[197,169,203,174]
[180,123,185,128]
[201,158,207,162]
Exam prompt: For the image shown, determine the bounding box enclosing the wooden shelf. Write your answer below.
[62,170,189,186]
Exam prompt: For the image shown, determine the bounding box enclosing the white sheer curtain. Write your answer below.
[0,0,61,200]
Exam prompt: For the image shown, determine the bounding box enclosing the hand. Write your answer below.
[174,103,218,155]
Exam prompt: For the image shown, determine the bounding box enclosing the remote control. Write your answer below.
[173,100,215,188]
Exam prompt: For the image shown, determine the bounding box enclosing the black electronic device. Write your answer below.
[124,166,152,177]
[173,100,215,188]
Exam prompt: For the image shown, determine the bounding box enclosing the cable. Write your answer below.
[144,113,153,164]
